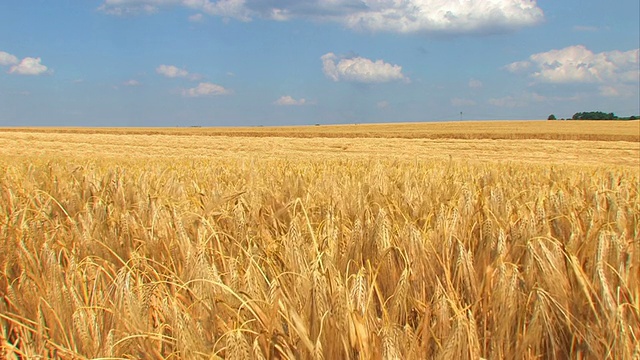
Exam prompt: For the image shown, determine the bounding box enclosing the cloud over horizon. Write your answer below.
[504,45,640,102]
[1,51,49,75]
[98,0,544,34]
[0,51,19,66]
[321,53,408,83]
[506,45,639,84]
[157,64,190,78]
[182,82,231,97]
[274,95,308,106]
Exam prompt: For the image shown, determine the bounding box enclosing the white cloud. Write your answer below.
[189,13,204,22]
[191,0,250,20]
[268,8,291,21]
[339,0,543,33]
[274,95,307,106]
[156,64,190,78]
[0,51,19,66]
[468,78,483,88]
[182,82,230,97]
[1,51,50,75]
[9,57,49,75]
[321,52,408,83]
[99,0,544,34]
[451,98,477,107]
[504,60,531,73]
[123,79,141,86]
[506,45,640,84]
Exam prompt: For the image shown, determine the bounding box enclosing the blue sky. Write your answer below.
[0,1,638,126]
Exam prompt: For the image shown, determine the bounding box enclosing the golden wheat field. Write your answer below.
[0,121,639,359]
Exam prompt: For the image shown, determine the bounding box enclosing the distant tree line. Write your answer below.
[547,111,638,121]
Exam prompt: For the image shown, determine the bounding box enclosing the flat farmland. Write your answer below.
[3,119,640,140]
[0,121,638,359]
[1,120,639,166]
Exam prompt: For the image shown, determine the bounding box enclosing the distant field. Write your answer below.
[1,121,638,167]
[0,121,638,359]
[3,119,640,141]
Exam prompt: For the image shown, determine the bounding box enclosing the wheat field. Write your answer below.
[5,120,640,141]
[0,121,639,359]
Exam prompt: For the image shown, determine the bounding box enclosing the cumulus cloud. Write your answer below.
[182,82,230,97]
[156,64,190,78]
[338,0,543,33]
[274,95,307,106]
[9,57,49,75]
[99,0,544,34]
[1,51,49,75]
[504,60,531,73]
[321,52,408,83]
[0,51,19,66]
[505,45,639,84]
